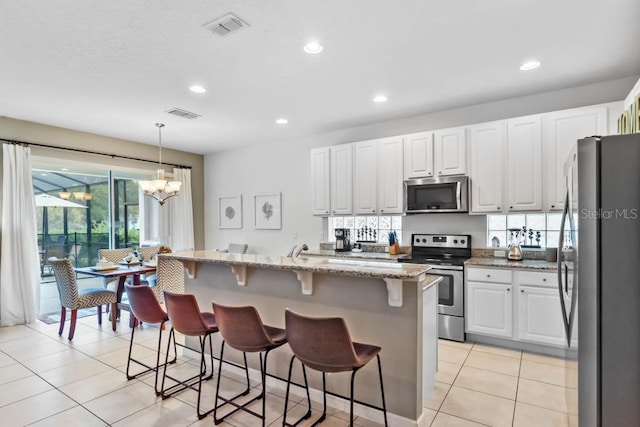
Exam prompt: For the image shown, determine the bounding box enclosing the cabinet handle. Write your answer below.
[439,171,442,175]
[486,274,491,278]
[551,205,555,209]
[428,172,432,176]
[497,206,501,210]
[521,289,524,293]
[507,288,511,292]
[510,206,513,209]
[542,278,547,282]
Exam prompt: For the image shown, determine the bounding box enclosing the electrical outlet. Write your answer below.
[494,250,506,257]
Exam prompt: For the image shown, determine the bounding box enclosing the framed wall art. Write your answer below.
[254,192,281,229]
[218,195,242,229]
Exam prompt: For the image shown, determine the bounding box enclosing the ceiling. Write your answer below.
[1,0,639,155]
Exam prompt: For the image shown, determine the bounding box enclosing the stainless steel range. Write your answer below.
[399,233,471,342]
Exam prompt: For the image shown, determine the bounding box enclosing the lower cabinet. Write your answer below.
[466,266,575,348]
[518,286,567,346]
[467,281,513,338]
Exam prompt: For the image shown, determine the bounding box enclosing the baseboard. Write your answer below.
[466,333,578,359]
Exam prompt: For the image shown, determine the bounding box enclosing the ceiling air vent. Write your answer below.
[165,108,201,120]
[202,13,249,37]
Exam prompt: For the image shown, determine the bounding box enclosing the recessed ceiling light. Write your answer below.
[520,60,541,71]
[276,118,288,125]
[303,41,323,54]
[61,168,69,171]
[373,95,388,103]
[189,85,207,93]
[40,173,47,176]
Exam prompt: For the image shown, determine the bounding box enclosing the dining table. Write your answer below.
[74,263,157,327]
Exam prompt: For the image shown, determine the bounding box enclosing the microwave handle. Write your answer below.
[456,181,462,207]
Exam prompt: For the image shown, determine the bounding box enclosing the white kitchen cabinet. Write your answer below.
[310,147,331,215]
[507,115,542,211]
[469,121,507,213]
[467,281,513,338]
[434,127,467,176]
[518,286,568,347]
[403,131,434,179]
[377,136,404,214]
[330,144,353,215]
[354,140,378,215]
[543,106,607,211]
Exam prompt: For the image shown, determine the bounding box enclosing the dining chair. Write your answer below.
[50,258,117,340]
[282,308,388,427]
[97,248,133,291]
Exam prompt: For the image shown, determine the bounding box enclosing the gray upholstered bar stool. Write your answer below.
[282,308,388,427]
[162,291,218,419]
[212,301,287,426]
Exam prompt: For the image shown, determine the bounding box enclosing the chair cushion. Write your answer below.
[352,342,382,368]
[264,325,287,346]
[77,288,117,309]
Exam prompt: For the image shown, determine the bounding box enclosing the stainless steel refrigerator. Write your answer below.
[559,134,640,426]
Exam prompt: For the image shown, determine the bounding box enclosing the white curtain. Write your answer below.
[1,144,40,326]
[168,168,194,251]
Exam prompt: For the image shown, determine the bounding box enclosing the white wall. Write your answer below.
[624,76,640,109]
[204,76,636,255]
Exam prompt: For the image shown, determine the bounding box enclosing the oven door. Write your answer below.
[429,267,463,317]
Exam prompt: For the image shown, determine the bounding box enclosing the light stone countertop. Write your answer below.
[465,257,557,270]
[162,250,433,281]
[303,250,409,262]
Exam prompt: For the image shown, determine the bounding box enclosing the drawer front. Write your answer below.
[466,267,512,283]
[519,271,557,288]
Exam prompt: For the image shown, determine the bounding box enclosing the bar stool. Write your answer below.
[124,284,177,395]
[161,291,218,419]
[212,301,287,426]
[282,308,388,427]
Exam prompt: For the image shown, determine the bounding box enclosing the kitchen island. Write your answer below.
[157,251,441,426]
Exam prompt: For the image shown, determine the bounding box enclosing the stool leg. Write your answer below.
[311,372,327,426]
[125,324,136,379]
[349,368,361,427]
[196,334,214,419]
[160,328,175,398]
[282,357,312,427]
[377,354,388,427]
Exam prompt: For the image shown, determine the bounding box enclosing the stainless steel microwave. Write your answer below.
[404,176,469,213]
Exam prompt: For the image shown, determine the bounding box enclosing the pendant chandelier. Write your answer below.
[138,123,182,205]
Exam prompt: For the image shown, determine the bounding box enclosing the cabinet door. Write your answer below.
[310,147,331,215]
[354,141,378,215]
[466,281,513,338]
[507,116,542,211]
[518,286,569,347]
[403,131,433,179]
[469,121,506,213]
[330,145,353,215]
[543,106,607,211]
[377,136,404,214]
[434,127,466,176]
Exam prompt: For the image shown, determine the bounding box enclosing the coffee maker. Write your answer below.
[334,228,351,252]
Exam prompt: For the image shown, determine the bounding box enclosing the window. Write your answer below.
[487,213,563,248]
[328,216,403,244]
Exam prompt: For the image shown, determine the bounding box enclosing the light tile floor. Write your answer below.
[0,314,579,426]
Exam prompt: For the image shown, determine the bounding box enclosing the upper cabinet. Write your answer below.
[354,140,378,215]
[403,131,434,179]
[377,136,404,214]
[434,127,467,176]
[507,115,542,211]
[404,128,466,179]
[354,136,404,214]
[310,147,331,215]
[469,121,506,213]
[543,106,607,211]
[330,144,354,215]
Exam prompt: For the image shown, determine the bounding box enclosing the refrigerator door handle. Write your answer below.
[557,191,573,347]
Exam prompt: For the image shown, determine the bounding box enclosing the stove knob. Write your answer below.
[454,239,458,244]
[461,239,465,244]
[422,238,427,243]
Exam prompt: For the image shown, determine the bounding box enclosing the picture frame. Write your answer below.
[254,192,281,229]
[218,195,242,229]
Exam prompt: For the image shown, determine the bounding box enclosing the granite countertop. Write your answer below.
[465,257,557,270]
[303,250,409,262]
[161,250,431,281]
